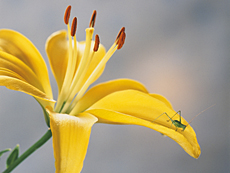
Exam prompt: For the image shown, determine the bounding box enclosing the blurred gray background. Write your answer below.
[0,0,229,172]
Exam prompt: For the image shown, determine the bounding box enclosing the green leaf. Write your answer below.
[0,148,11,159]
[6,144,19,168]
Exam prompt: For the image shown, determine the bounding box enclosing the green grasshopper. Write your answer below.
[152,105,215,131]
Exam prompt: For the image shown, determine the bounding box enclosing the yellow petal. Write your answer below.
[45,30,68,92]
[149,93,173,109]
[47,106,98,173]
[86,90,200,158]
[0,29,52,98]
[0,75,55,103]
[0,67,26,81]
[45,30,106,93]
[0,50,43,90]
[72,79,149,114]
[0,52,55,123]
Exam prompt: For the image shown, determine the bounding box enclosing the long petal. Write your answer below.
[45,30,106,93]
[45,30,68,92]
[47,106,98,173]
[149,93,173,109]
[0,51,55,106]
[0,67,26,81]
[0,76,55,102]
[0,29,52,98]
[86,90,200,158]
[0,50,44,90]
[72,79,149,114]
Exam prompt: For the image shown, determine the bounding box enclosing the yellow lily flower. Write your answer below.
[0,5,200,173]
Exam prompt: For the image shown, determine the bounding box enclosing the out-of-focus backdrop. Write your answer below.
[0,0,229,172]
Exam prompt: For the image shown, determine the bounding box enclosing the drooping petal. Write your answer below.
[0,51,55,106]
[45,30,106,93]
[149,93,173,109]
[85,90,200,158]
[0,67,26,81]
[0,29,52,98]
[72,79,149,114]
[0,50,44,90]
[0,76,55,102]
[47,106,98,173]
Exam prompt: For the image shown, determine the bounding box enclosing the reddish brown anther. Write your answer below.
[71,17,77,37]
[89,10,97,27]
[64,5,72,25]
[117,31,126,50]
[116,27,125,40]
[93,34,100,52]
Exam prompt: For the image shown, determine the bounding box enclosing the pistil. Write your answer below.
[59,10,96,113]
[54,6,126,114]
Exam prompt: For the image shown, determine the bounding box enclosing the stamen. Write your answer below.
[59,27,94,113]
[64,5,71,25]
[117,31,126,50]
[116,27,125,40]
[89,10,97,27]
[69,42,118,114]
[93,34,100,52]
[71,17,77,37]
[55,6,73,112]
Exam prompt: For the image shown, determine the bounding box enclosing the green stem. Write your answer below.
[3,129,52,173]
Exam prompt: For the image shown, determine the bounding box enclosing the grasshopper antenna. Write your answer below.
[186,104,215,126]
[152,113,165,123]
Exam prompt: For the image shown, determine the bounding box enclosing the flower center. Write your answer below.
[54,5,126,115]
